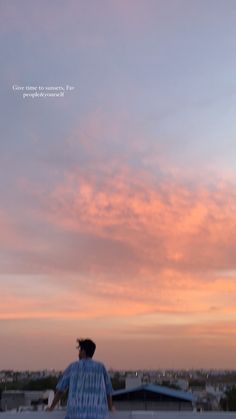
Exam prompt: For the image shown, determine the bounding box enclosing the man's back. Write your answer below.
[57,358,113,419]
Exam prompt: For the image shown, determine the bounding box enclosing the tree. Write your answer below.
[111,372,125,390]
[220,386,236,411]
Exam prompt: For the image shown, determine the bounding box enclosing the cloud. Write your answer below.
[3,161,233,321]
[1,97,236,324]
[44,166,236,274]
[0,209,21,249]
[1,103,236,324]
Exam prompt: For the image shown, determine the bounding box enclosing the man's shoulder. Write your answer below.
[91,359,107,371]
[91,359,104,366]
[66,360,79,371]
[66,359,107,371]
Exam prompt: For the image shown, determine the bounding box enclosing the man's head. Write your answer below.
[77,338,96,359]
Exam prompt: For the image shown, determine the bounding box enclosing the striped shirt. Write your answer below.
[56,359,113,419]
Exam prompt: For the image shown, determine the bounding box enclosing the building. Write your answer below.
[1,391,25,411]
[125,373,142,389]
[113,384,196,411]
[1,390,53,411]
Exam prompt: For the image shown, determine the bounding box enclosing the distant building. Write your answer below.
[1,390,53,411]
[1,391,25,411]
[125,374,142,389]
[176,379,189,391]
[113,384,196,411]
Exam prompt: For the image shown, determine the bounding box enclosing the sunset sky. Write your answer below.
[0,0,236,371]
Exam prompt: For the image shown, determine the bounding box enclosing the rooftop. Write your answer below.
[0,412,236,419]
[113,384,196,402]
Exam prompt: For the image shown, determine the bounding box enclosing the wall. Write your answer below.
[113,401,192,411]
[0,412,236,419]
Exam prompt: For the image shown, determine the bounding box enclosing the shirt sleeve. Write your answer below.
[56,364,72,392]
[102,365,113,395]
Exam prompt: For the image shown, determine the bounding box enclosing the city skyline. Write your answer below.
[0,0,236,370]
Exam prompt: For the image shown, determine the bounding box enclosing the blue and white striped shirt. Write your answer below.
[56,359,113,419]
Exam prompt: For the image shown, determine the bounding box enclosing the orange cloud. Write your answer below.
[3,153,236,328]
[11,165,232,325]
[0,209,22,249]
[45,167,236,274]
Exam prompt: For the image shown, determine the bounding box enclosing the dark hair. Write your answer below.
[77,338,96,358]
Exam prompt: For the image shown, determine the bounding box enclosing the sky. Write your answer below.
[0,0,236,371]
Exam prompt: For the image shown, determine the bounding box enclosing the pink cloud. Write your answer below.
[0,209,20,249]
[45,167,236,274]
[3,135,236,324]
[11,163,234,321]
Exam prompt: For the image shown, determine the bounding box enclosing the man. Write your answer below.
[47,338,113,419]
